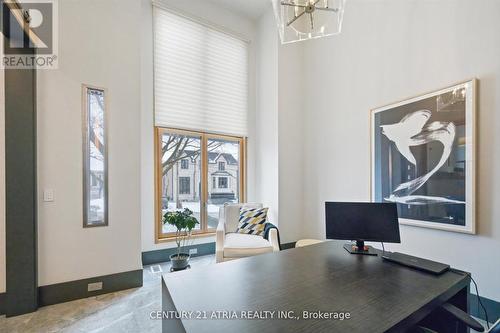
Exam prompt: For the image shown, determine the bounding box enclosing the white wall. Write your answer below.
[254,6,306,243]
[141,0,258,251]
[278,42,305,243]
[140,0,159,252]
[255,8,279,226]
[0,68,5,293]
[254,6,307,243]
[37,0,142,285]
[301,0,500,300]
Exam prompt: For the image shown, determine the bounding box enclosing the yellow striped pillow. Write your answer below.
[235,207,268,236]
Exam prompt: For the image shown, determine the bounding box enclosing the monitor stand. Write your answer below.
[343,240,378,256]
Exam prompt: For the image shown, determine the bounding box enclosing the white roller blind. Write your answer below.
[154,6,249,136]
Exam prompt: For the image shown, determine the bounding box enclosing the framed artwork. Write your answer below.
[371,80,477,234]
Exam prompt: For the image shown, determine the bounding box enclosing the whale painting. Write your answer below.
[371,80,476,234]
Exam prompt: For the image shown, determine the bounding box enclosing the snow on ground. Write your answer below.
[163,201,223,233]
[167,201,219,213]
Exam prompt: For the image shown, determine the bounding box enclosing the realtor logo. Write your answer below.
[1,0,58,69]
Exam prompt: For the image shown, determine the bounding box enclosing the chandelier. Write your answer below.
[272,0,346,44]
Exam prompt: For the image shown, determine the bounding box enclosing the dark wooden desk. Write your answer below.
[162,242,470,333]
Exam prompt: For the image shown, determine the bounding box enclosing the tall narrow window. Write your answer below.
[83,86,108,227]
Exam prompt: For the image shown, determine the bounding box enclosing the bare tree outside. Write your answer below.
[84,88,107,226]
[160,131,241,235]
[161,135,222,175]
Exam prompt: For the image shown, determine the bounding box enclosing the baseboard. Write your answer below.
[142,242,216,265]
[142,240,298,265]
[281,242,296,250]
[0,292,5,315]
[38,269,143,307]
[470,293,500,323]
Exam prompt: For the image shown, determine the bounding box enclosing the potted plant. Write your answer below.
[162,208,199,271]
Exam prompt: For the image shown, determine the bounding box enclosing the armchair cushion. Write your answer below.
[223,233,274,258]
[236,207,268,236]
[223,203,262,232]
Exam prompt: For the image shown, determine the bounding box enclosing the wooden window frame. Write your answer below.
[155,127,246,242]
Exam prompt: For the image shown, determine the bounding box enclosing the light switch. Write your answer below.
[43,189,54,202]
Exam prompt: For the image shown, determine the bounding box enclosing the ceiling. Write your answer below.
[206,0,272,21]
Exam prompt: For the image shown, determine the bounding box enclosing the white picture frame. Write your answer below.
[370,79,477,234]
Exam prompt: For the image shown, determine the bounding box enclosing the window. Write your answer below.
[179,177,191,194]
[181,159,189,169]
[153,7,248,241]
[156,128,245,240]
[159,131,201,235]
[218,177,228,189]
[206,138,243,229]
[83,85,107,227]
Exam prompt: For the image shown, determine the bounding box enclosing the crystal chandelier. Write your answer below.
[272,0,346,44]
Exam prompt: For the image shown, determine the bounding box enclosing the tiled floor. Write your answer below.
[0,255,216,333]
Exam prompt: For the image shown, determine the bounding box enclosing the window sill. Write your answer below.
[155,232,216,244]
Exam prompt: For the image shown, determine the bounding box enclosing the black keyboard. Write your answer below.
[382,252,450,275]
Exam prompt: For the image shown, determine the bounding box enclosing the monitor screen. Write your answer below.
[325,202,401,243]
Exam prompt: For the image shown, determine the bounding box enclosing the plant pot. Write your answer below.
[170,253,190,271]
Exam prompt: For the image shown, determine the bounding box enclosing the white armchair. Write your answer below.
[216,203,280,263]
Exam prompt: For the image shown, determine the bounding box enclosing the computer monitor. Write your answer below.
[325,202,401,255]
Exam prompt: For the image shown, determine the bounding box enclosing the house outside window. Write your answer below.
[218,161,225,171]
[181,159,189,169]
[179,177,190,194]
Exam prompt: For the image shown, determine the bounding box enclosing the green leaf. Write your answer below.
[161,209,200,250]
